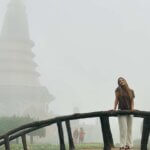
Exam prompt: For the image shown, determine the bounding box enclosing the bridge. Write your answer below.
[0,110,149,150]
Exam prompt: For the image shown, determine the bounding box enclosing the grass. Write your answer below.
[0,143,103,150]
[0,143,147,150]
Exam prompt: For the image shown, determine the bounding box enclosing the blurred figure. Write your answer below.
[73,128,79,144]
[79,127,85,144]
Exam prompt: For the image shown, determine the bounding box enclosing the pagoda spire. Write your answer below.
[0,0,38,86]
[1,0,31,42]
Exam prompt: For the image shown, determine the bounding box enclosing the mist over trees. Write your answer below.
[0,116,46,144]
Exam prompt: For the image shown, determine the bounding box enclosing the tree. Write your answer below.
[0,116,46,144]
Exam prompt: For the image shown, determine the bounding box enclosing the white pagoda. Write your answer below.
[0,0,54,118]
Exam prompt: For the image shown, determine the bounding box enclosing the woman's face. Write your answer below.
[118,78,126,87]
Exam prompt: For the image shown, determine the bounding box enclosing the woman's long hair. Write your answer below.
[117,77,134,100]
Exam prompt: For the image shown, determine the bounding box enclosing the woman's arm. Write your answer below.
[114,92,119,110]
[131,90,135,111]
[131,99,134,111]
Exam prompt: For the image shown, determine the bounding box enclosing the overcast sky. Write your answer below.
[0,0,150,117]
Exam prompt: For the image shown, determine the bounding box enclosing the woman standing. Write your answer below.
[114,77,135,150]
[79,127,85,144]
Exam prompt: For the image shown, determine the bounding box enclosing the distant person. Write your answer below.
[114,77,135,150]
[79,127,85,144]
[73,128,79,144]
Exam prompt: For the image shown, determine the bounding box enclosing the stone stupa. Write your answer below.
[0,0,54,118]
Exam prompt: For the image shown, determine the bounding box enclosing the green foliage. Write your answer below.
[0,116,46,140]
[0,143,102,150]
[76,143,102,149]
[0,144,59,150]
[0,115,34,135]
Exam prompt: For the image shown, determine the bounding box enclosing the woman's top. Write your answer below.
[115,87,135,110]
[79,129,85,139]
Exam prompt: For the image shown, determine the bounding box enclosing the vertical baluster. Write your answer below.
[4,135,10,150]
[57,121,66,150]
[100,116,114,150]
[65,120,75,150]
[21,135,28,150]
[105,117,114,148]
[141,117,150,150]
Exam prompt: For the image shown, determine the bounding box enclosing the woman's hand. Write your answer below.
[108,109,116,112]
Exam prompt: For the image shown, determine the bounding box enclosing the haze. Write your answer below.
[0,0,149,121]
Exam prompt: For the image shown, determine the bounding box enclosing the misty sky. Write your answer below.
[0,0,150,116]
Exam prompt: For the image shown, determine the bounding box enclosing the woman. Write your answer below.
[114,77,135,150]
[79,127,85,144]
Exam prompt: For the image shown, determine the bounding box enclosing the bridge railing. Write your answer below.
[0,110,149,150]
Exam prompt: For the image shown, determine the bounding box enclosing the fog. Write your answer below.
[0,0,150,144]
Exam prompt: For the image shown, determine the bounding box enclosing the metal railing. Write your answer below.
[0,110,149,150]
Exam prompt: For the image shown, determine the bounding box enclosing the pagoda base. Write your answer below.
[0,85,53,118]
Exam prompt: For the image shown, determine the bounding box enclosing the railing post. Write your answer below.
[105,117,114,148]
[4,135,10,150]
[57,121,66,150]
[100,116,114,150]
[21,135,28,150]
[141,117,150,150]
[65,120,75,150]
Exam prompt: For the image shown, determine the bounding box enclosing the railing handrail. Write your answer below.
[0,110,150,139]
[0,109,150,150]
